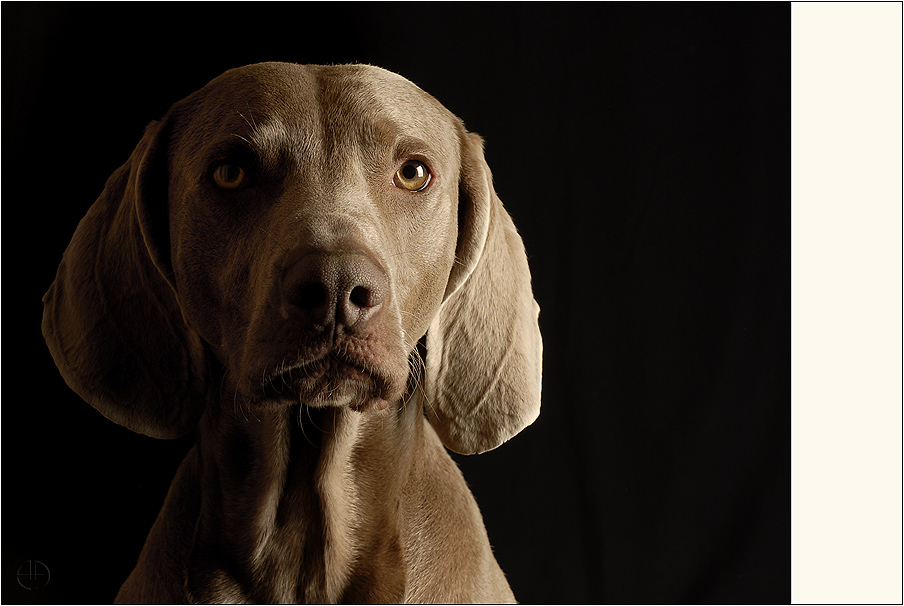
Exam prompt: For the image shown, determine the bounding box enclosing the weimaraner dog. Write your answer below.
[42,62,542,604]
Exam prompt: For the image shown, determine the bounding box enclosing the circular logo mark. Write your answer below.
[17,560,50,590]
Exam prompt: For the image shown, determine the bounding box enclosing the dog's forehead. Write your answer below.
[172,62,460,151]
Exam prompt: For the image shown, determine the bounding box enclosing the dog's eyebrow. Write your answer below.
[203,136,260,163]
[392,135,437,160]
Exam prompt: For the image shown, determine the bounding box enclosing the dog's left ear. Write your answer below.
[424,131,543,455]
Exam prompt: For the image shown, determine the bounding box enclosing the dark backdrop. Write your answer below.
[4,3,789,604]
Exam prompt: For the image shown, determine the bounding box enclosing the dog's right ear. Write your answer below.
[42,120,208,439]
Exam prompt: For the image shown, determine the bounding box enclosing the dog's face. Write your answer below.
[162,64,462,411]
[43,62,541,454]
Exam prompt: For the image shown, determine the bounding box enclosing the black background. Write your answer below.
[4,3,789,604]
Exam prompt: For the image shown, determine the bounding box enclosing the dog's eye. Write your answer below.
[393,160,430,192]
[210,163,252,190]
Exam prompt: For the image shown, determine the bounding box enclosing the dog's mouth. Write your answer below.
[259,347,400,411]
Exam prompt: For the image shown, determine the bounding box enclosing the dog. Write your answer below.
[42,62,542,603]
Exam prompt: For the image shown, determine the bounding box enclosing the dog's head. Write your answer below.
[42,62,542,454]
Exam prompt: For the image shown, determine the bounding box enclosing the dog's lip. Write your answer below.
[261,347,394,404]
[282,349,377,380]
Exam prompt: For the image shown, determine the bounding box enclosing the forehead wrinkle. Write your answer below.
[359,76,461,171]
[244,118,319,163]
[313,72,375,176]
[223,97,327,189]
[312,77,459,183]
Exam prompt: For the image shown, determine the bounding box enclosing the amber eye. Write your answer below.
[393,160,430,191]
[210,163,251,190]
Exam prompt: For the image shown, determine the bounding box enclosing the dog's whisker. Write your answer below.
[295,406,316,448]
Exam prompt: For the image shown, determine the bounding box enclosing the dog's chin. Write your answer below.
[302,371,389,412]
[257,353,400,412]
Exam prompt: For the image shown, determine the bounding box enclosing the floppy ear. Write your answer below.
[424,132,543,455]
[42,120,208,439]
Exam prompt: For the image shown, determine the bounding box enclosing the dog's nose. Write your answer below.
[282,251,387,335]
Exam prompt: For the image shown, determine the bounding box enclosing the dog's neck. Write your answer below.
[186,397,419,603]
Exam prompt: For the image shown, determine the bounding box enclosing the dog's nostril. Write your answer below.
[294,283,328,310]
[349,285,375,308]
